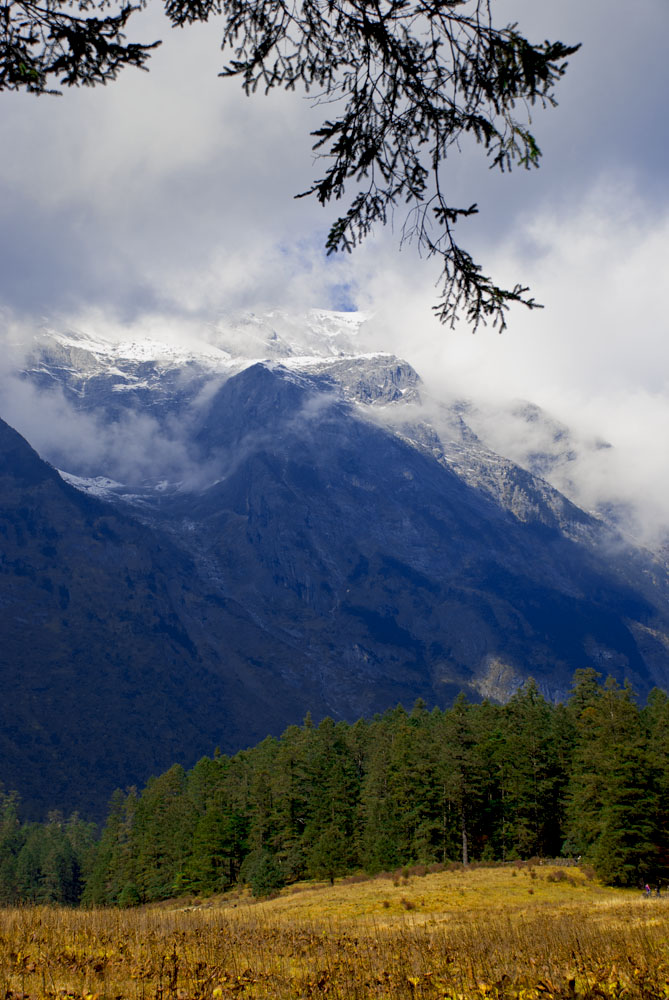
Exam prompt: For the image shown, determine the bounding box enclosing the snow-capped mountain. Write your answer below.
[2,310,669,816]
[17,312,612,535]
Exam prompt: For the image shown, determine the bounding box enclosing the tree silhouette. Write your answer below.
[2,0,578,328]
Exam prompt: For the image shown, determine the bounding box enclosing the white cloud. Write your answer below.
[5,0,667,320]
[356,175,669,546]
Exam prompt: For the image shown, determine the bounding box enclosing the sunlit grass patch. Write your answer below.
[223,863,619,926]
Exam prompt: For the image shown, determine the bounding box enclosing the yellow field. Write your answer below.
[2,865,668,1000]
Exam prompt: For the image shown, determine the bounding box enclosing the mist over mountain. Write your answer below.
[2,310,669,818]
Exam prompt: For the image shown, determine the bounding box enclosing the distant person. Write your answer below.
[645,883,651,897]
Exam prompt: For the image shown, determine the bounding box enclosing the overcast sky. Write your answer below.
[1,0,668,539]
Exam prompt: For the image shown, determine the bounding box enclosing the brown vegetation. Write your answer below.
[1,867,667,1000]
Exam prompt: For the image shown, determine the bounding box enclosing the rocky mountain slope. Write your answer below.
[0,416,340,817]
[2,311,669,817]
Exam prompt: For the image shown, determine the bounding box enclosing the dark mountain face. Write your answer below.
[3,324,669,818]
[0,417,327,818]
[162,364,667,704]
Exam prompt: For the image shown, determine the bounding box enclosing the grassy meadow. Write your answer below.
[2,864,669,1000]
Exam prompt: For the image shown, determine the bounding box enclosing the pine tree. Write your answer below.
[303,718,359,883]
[359,717,403,872]
[14,829,42,903]
[498,681,567,858]
[643,688,669,877]
[245,737,281,856]
[0,790,24,903]
[268,725,314,881]
[436,695,494,864]
[84,788,139,905]
[40,824,82,904]
[134,765,197,901]
[184,803,248,895]
[388,703,443,864]
[566,674,660,885]
[244,849,285,897]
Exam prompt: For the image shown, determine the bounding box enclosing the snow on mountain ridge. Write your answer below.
[37,327,235,370]
[25,317,601,532]
[28,309,372,382]
[19,309,658,553]
[205,308,370,362]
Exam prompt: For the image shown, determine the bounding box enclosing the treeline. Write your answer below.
[3,670,669,905]
[0,797,97,905]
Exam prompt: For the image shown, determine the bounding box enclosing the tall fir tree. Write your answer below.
[134,765,198,901]
[566,674,660,885]
[303,718,359,882]
[499,681,566,858]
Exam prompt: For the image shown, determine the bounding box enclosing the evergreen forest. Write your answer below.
[2,670,669,906]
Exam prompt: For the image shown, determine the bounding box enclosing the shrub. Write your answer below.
[118,882,141,908]
[243,851,285,898]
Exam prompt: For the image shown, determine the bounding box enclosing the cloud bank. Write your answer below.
[358,176,669,547]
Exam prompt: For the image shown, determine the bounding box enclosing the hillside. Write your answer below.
[2,311,669,816]
[0,416,324,817]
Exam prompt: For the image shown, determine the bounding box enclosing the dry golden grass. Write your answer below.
[238,863,617,926]
[2,866,669,1000]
